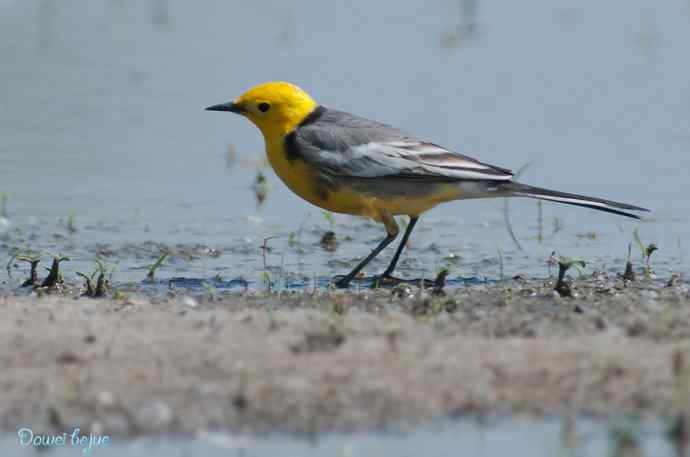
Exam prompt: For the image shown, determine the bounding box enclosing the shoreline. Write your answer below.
[1,277,689,437]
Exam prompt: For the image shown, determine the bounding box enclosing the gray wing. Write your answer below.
[286,107,513,181]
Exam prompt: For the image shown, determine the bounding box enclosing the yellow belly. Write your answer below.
[266,142,459,222]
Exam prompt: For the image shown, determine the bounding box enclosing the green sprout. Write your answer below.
[93,260,111,296]
[0,193,7,219]
[633,227,657,278]
[67,211,77,234]
[502,161,533,251]
[17,255,41,287]
[260,270,273,292]
[431,268,449,297]
[76,271,96,296]
[496,246,505,285]
[260,236,276,268]
[146,252,168,282]
[547,251,557,277]
[322,211,335,230]
[622,243,636,281]
[41,254,70,288]
[253,169,269,206]
[554,256,586,297]
[201,280,217,301]
[537,200,543,242]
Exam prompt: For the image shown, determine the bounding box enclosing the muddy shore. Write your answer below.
[1,275,689,437]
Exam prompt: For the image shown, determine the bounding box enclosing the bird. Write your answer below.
[206,81,649,288]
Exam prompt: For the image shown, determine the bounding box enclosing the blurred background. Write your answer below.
[0,0,688,284]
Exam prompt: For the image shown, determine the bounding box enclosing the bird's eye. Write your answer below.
[258,102,270,112]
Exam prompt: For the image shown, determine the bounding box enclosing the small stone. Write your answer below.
[182,296,198,308]
[622,261,636,281]
[56,351,81,364]
[319,231,338,251]
[101,413,132,436]
[89,420,105,435]
[97,390,116,408]
[444,299,458,313]
[0,218,10,236]
[122,296,147,307]
[666,274,680,287]
[592,317,607,330]
[134,400,173,432]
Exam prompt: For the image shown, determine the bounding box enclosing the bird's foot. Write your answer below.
[372,274,404,287]
[332,275,352,289]
[332,274,436,289]
[373,274,435,289]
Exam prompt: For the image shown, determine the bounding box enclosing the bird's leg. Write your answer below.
[333,215,399,289]
[380,216,419,279]
[376,216,434,288]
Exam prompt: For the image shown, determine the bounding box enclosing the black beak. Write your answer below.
[205,102,243,113]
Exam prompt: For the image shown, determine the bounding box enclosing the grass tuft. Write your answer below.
[431,268,449,297]
[554,256,586,297]
[146,252,168,282]
[40,254,70,289]
[622,243,636,281]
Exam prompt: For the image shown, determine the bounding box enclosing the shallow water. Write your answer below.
[1,417,683,457]
[1,0,689,289]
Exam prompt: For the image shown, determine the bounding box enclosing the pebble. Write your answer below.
[134,400,174,432]
[0,217,9,236]
[97,390,116,408]
[182,296,198,308]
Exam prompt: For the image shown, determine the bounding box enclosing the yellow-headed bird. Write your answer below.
[207,81,648,288]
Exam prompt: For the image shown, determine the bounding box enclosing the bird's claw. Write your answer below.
[332,275,352,289]
[332,274,436,289]
[375,275,435,288]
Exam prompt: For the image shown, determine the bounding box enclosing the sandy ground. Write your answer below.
[1,275,689,437]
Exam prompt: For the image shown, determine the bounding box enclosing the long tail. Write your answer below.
[501,182,650,220]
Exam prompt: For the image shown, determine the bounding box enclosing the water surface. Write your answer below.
[1,0,688,286]
[1,418,683,457]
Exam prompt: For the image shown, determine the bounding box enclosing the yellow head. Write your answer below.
[206,81,318,139]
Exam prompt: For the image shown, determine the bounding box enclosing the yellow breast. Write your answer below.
[265,138,372,216]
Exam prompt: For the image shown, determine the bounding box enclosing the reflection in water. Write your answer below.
[37,0,56,52]
[441,0,479,49]
[128,69,147,86]
[151,0,171,30]
[277,10,298,47]
[635,19,659,58]
[670,350,690,457]
[611,425,645,457]
[669,417,690,457]
[225,144,237,174]
[0,417,684,456]
[0,0,688,285]
[561,416,580,454]
[253,169,268,208]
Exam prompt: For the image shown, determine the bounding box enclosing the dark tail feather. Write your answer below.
[501,182,649,220]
